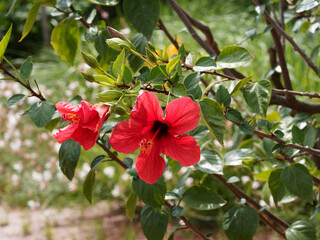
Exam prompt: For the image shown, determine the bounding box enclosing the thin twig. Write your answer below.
[157,18,180,51]
[69,5,90,29]
[272,89,320,98]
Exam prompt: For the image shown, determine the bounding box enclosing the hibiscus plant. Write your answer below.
[1,0,320,240]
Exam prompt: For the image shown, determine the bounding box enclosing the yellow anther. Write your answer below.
[139,139,153,151]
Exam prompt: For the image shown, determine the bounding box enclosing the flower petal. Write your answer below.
[136,142,166,184]
[164,97,200,135]
[81,101,97,123]
[109,119,144,153]
[162,135,200,166]
[71,127,98,151]
[53,124,78,143]
[131,92,163,125]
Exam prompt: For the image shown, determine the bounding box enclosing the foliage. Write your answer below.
[1,0,320,239]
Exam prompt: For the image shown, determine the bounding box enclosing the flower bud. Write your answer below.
[106,38,131,51]
[107,26,135,50]
[147,41,156,52]
[146,48,157,64]
[81,72,95,82]
[98,89,123,102]
[80,51,99,69]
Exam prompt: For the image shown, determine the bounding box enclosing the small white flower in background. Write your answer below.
[241,176,251,184]
[32,171,42,182]
[54,142,60,153]
[0,140,5,148]
[252,181,260,190]
[163,170,172,180]
[259,200,269,208]
[43,170,52,182]
[103,166,115,178]
[27,200,40,210]
[13,162,23,172]
[269,196,276,208]
[11,174,20,186]
[68,180,78,192]
[179,166,189,175]
[111,185,121,197]
[26,97,39,105]
[9,138,22,151]
[121,173,130,181]
[185,177,194,187]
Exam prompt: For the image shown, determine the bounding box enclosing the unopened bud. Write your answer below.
[81,72,95,82]
[146,48,157,63]
[107,26,135,50]
[113,106,127,115]
[98,89,123,102]
[81,51,99,69]
[147,41,156,52]
[106,38,131,51]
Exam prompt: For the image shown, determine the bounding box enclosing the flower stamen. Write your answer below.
[139,139,153,151]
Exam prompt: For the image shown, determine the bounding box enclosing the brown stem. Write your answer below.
[268,47,283,89]
[69,5,90,29]
[213,174,289,234]
[157,18,180,51]
[97,141,128,169]
[0,64,46,101]
[252,0,319,76]
[272,89,320,98]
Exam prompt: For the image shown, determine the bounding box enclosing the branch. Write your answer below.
[69,5,90,29]
[97,139,209,240]
[268,47,284,89]
[157,18,180,51]
[272,89,320,98]
[252,0,319,76]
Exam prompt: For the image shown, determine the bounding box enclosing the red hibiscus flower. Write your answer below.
[53,101,110,151]
[110,92,201,184]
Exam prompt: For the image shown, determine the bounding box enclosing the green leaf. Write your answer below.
[19,3,40,42]
[113,49,125,82]
[217,46,253,68]
[170,84,187,97]
[286,220,317,240]
[58,139,81,181]
[0,24,12,60]
[224,148,256,166]
[90,155,106,169]
[200,98,225,145]
[225,109,243,124]
[29,101,56,127]
[86,0,119,6]
[123,0,160,38]
[239,123,255,134]
[268,169,285,205]
[7,0,20,15]
[195,150,223,174]
[193,56,217,72]
[166,54,180,76]
[83,169,95,204]
[51,18,80,65]
[128,33,147,72]
[296,0,319,13]
[167,225,180,240]
[94,30,118,65]
[183,72,202,100]
[223,206,259,240]
[303,126,317,147]
[132,177,166,209]
[216,85,231,107]
[243,80,272,117]
[126,191,138,221]
[183,186,226,210]
[231,76,251,95]
[98,89,123,102]
[20,56,33,79]
[7,94,26,107]
[141,205,168,240]
[281,163,313,203]
[171,206,184,218]
[292,125,304,144]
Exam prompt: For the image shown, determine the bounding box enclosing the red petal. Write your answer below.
[53,124,78,143]
[162,135,200,166]
[56,102,82,118]
[131,92,163,125]
[109,120,144,153]
[94,104,110,120]
[71,127,98,150]
[164,97,200,135]
[136,142,166,184]
[81,101,97,123]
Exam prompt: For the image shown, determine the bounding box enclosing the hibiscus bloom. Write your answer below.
[110,92,201,184]
[53,101,110,150]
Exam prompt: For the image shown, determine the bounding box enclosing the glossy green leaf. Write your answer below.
[216,85,231,107]
[83,169,95,204]
[94,75,116,87]
[95,30,118,65]
[303,126,317,147]
[268,169,285,205]
[296,0,319,13]
[7,94,26,107]
[170,84,187,97]
[195,150,223,175]
[193,56,217,72]
[225,109,243,124]
[231,76,251,95]
[182,186,226,210]
[98,89,123,102]
[128,33,147,72]
[86,0,119,6]
[223,206,259,240]
[217,46,253,68]
[286,220,317,240]
[58,139,81,181]
[7,0,20,15]
[141,205,168,240]
[29,101,56,127]
[292,125,304,144]
[19,3,40,42]
[243,80,272,117]
[171,206,184,218]
[123,0,160,38]
[224,148,256,166]
[20,56,33,79]
[51,19,80,65]
[281,163,313,203]
[166,54,180,76]
[0,24,12,60]
[183,72,202,100]
[126,191,138,221]
[132,177,166,209]
[200,98,225,145]
[113,49,125,82]
[239,123,255,134]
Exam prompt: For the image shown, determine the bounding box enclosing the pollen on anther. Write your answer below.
[139,139,153,151]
